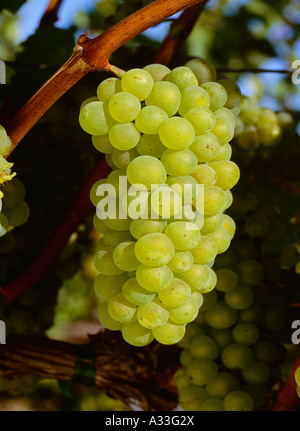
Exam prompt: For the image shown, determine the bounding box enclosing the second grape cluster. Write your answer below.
[79,58,241,347]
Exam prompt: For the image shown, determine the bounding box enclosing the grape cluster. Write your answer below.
[174,244,288,411]
[235,96,293,151]
[79,58,241,347]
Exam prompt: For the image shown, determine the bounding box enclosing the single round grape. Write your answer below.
[136,264,174,292]
[165,221,200,251]
[232,322,260,345]
[206,372,240,399]
[192,164,217,187]
[215,268,239,292]
[159,117,195,150]
[214,107,236,127]
[166,66,198,90]
[92,134,114,154]
[237,125,260,151]
[94,247,124,275]
[169,297,200,325]
[145,81,181,116]
[190,334,219,359]
[209,160,240,190]
[180,349,194,367]
[150,184,183,218]
[201,213,224,235]
[253,341,278,365]
[152,320,186,345]
[177,264,212,293]
[242,361,270,385]
[186,358,218,386]
[203,186,228,216]
[143,64,171,82]
[79,101,113,135]
[211,116,234,145]
[136,134,166,158]
[206,226,232,254]
[168,251,194,273]
[135,233,175,267]
[121,68,154,100]
[178,86,210,116]
[184,107,215,135]
[209,328,234,350]
[126,155,167,190]
[111,147,139,170]
[98,301,123,331]
[94,273,128,301]
[137,300,169,329]
[179,385,208,411]
[201,82,228,111]
[217,78,242,110]
[225,285,254,310]
[130,218,167,239]
[211,142,232,161]
[1,178,26,207]
[4,201,30,227]
[221,343,253,370]
[223,214,236,238]
[189,133,220,162]
[113,241,140,272]
[185,58,217,84]
[238,303,263,325]
[122,321,154,347]
[191,236,218,265]
[166,175,199,205]
[108,293,137,324]
[122,277,155,305]
[173,369,190,391]
[224,390,254,411]
[236,259,264,286]
[205,301,237,329]
[244,216,269,238]
[161,148,198,176]
[108,92,141,122]
[109,122,140,150]
[135,106,168,134]
[158,278,191,307]
[97,77,122,102]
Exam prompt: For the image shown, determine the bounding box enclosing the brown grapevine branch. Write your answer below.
[154,1,209,65]
[39,0,65,27]
[5,0,205,156]
[0,156,110,305]
[0,332,180,411]
[269,356,300,411]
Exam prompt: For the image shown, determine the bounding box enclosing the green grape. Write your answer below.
[143,64,170,82]
[215,268,239,292]
[201,213,224,235]
[199,398,224,411]
[232,322,260,345]
[97,77,122,102]
[159,117,195,150]
[4,201,30,227]
[113,241,140,272]
[192,291,204,308]
[211,116,234,145]
[109,122,140,150]
[130,218,167,239]
[137,300,169,329]
[253,341,278,365]
[209,327,234,350]
[244,216,269,238]
[209,160,240,190]
[126,155,167,190]
[0,125,12,156]
[199,290,218,312]
[257,107,278,127]
[145,81,181,116]
[242,361,270,385]
[97,301,123,331]
[203,186,228,216]
[136,134,166,158]
[79,101,114,135]
[169,297,200,324]
[190,236,218,265]
[224,390,254,411]
[201,268,217,293]
[108,292,137,324]
[210,142,232,161]
[92,134,114,154]
[222,343,253,370]
[180,349,194,367]
[136,264,173,292]
[238,303,263,325]
[218,78,242,111]
[192,164,217,187]
[105,153,117,169]
[178,86,210,116]
[1,178,26,207]
[122,321,154,347]
[150,184,183,218]
[186,358,218,386]
[224,193,234,211]
[295,367,300,386]
[179,385,208,410]
[108,91,141,123]
[259,124,282,146]
[236,259,263,286]
[80,96,99,110]
[206,226,232,254]
[190,334,219,359]
[94,246,124,275]
[90,178,107,207]
[164,221,200,251]
[225,285,254,310]
[201,82,227,111]
[121,68,154,100]
[168,251,194,273]
[161,148,198,176]
[206,372,240,399]
[185,58,217,84]
[111,147,139,170]
[103,204,131,231]
[173,369,190,391]
[135,106,168,134]
[94,273,128,301]
[205,301,237,329]
[135,232,175,266]
[189,133,220,163]
[158,278,191,307]
[166,66,198,90]
[122,277,155,305]
[184,108,215,135]
[177,264,212,293]
[152,320,186,344]
[178,323,203,348]
[166,175,199,204]
[214,107,236,127]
